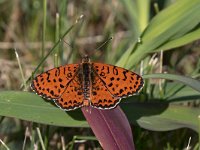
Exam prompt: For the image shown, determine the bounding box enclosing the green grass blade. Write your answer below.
[143,73,200,92]
[41,0,47,71]
[36,127,46,150]
[162,83,200,101]
[32,24,75,76]
[119,0,139,36]
[154,28,200,52]
[24,18,83,88]
[136,0,150,32]
[115,43,135,67]
[119,0,200,68]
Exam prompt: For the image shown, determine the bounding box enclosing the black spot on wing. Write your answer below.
[122,70,128,81]
[108,83,113,87]
[113,66,118,75]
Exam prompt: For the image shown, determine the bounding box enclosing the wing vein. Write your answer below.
[56,65,81,100]
[91,65,120,99]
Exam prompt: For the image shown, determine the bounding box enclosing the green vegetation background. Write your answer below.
[0,0,200,149]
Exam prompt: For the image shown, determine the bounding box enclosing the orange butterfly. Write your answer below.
[31,56,144,111]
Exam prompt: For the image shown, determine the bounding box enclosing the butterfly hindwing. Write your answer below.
[54,73,84,111]
[91,71,120,109]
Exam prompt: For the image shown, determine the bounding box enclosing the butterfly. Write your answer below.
[31,56,144,111]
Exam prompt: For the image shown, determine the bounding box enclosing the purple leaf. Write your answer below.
[82,106,135,150]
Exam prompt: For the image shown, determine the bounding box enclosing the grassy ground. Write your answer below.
[0,0,200,149]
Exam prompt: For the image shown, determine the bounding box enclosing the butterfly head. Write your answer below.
[82,55,90,63]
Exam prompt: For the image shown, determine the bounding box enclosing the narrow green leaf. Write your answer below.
[119,0,200,68]
[162,83,200,101]
[119,0,139,36]
[143,73,200,92]
[136,0,150,32]
[115,43,135,67]
[119,0,150,35]
[154,28,200,52]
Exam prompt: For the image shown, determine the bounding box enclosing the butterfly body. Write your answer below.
[31,56,144,111]
[77,58,94,107]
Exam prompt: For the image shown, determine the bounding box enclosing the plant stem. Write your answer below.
[42,0,47,71]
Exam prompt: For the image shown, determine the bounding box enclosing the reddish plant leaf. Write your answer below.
[82,106,135,150]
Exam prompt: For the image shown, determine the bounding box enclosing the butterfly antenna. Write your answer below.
[63,39,87,60]
[63,39,74,49]
[95,37,113,51]
[84,37,113,58]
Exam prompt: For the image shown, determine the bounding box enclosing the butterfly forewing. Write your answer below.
[31,64,79,100]
[92,63,144,98]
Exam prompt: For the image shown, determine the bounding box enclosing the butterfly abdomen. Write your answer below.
[81,62,92,106]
